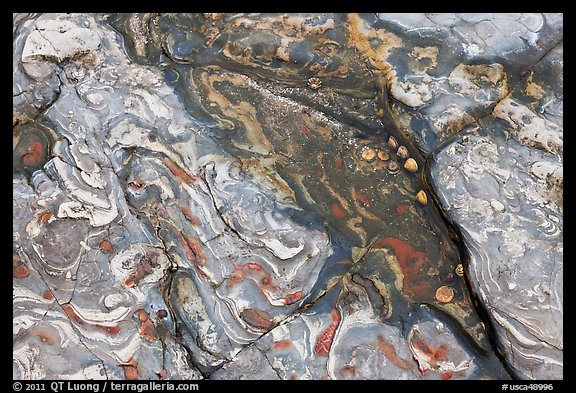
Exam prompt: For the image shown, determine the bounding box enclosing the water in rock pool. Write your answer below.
[13,13,562,380]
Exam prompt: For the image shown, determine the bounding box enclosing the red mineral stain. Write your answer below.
[331,202,347,219]
[239,308,274,331]
[284,291,303,305]
[377,335,411,370]
[273,339,293,351]
[395,204,411,215]
[314,309,341,356]
[245,263,263,271]
[335,156,344,169]
[42,290,53,300]
[13,255,30,279]
[13,263,30,279]
[355,191,371,208]
[315,169,323,177]
[163,159,200,186]
[123,365,139,380]
[99,240,113,252]
[413,339,449,367]
[181,204,201,226]
[62,304,85,325]
[129,179,145,189]
[140,258,153,274]
[156,309,168,319]
[290,373,298,380]
[372,237,432,300]
[21,141,44,167]
[178,231,207,278]
[441,371,454,380]
[37,210,52,223]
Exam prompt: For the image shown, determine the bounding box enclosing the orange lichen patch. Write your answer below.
[331,202,347,219]
[314,309,341,356]
[239,308,274,331]
[180,204,201,226]
[21,140,44,167]
[135,309,149,322]
[13,256,30,279]
[42,290,54,300]
[284,291,303,305]
[123,365,139,380]
[435,286,455,303]
[377,335,411,370]
[163,158,200,186]
[226,270,244,287]
[99,240,113,252]
[140,319,158,340]
[396,203,411,215]
[355,191,371,208]
[335,156,344,169]
[372,237,432,300]
[273,339,293,351]
[95,324,121,335]
[413,339,449,368]
[32,328,56,345]
[62,304,85,325]
[36,210,52,223]
[124,273,140,288]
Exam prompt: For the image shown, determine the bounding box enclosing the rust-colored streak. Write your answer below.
[226,270,244,287]
[95,324,121,335]
[37,210,52,223]
[314,309,341,356]
[62,304,85,325]
[181,204,202,226]
[273,339,293,351]
[284,291,303,305]
[395,204,411,215]
[377,335,411,370]
[355,191,371,208]
[298,124,314,138]
[331,202,347,219]
[373,237,432,300]
[335,156,344,169]
[124,273,140,288]
[178,231,207,278]
[240,308,274,331]
[163,158,199,186]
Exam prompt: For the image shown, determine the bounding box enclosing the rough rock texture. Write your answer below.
[13,13,562,380]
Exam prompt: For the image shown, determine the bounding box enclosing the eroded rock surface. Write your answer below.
[13,13,562,380]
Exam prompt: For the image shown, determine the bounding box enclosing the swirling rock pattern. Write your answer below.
[13,13,562,380]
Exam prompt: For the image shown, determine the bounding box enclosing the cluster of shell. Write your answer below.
[13,12,562,381]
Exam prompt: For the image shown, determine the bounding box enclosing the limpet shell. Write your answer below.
[416,190,428,205]
[377,150,390,161]
[455,264,464,277]
[388,136,398,150]
[388,161,400,174]
[404,158,418,173]
[361,147,376,161]
[397,146,409,159]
